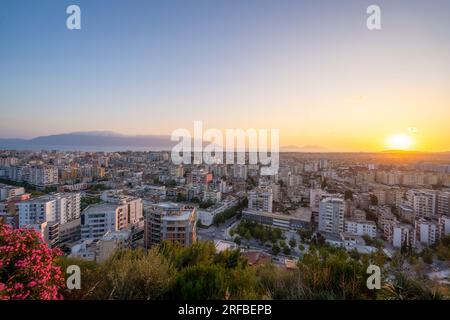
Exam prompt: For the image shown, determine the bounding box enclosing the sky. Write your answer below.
[1,0,450,152]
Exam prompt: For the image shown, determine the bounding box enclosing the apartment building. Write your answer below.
[384,222,415,248]
[54,193,81,224]
[439,215,450,237]
[318,197,345,235]
[100,190,143,227]
[17,197,57,227]
[415,218,440,246]
[437,191,450,216]
[406,189,436,219]
[28,165,59,187]
[0,184,25,200]
[81,203,127,241]
[248,186,273,213]
[344,219,377,238]
[144,203,196,248]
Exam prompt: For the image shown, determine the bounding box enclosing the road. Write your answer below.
[197,217,307,259]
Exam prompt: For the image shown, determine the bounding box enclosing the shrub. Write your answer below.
[0,224,64,300]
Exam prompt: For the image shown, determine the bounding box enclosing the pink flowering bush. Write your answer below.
[0,223,64,300]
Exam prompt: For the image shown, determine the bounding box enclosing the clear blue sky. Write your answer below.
[1,0,450,151]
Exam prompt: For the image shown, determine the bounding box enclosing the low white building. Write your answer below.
[0,184,25,200]
[344,219,377,238]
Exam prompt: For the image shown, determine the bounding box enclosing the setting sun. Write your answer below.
[387,133,414,151]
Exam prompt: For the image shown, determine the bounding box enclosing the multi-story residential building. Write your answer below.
[203,190,221,203]
[28,165,59,188]
[437,191,450,216]
[415,218,440,246]
[17,197,57,227]
[57,217,81,246]
[406,189,436,219]
[384,221,415,248]
[372,189,387,205]
[144,203,196,248]
[169,165,184,178]
[0,184,25,200]
[7,165,30,183]
[439,215,450,237]
[309,188,323,213]
[0,157,18,167]
[187,169,213,186]
[23,221,60,248]
[344,219,377,238]
[376,171,401,185]
[318,197,345,235]
[248,186,273,213]
[81,203,127,241]
[54,193,81,224]
[232,164,248,180]
[100,190,143,227]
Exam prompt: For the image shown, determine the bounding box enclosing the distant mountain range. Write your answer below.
[0,132,331,152]
[0,131,176,151]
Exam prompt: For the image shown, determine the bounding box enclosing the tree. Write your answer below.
[0,224,64,300]
[289,238,297,248]
[421,248,434,264]
[93,248,175,300]
[283,246,291,255]
[272,244,280,256]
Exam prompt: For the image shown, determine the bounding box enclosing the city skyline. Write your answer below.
[1,0,450,152]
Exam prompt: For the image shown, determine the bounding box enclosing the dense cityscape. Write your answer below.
[1,149,449,299]
[2,0,450,308]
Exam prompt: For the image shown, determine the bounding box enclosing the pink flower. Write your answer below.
[0,224,64,300]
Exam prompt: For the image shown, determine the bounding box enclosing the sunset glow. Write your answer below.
[386,134,414,151]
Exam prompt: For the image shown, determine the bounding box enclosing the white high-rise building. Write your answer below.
[28,166,58,187]
[415,218,439,246]
[54,193,81,224]
[81,203,127,241]
[392,224,415,248]
[100,190,143,226]
[437,191,450,216]
[248,186,273,213]
[318,197,344,235]
[406,189,436,219]
[18,197,57,227]
[17,193,81,227]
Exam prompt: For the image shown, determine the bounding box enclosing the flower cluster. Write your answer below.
[0,223,64,300]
